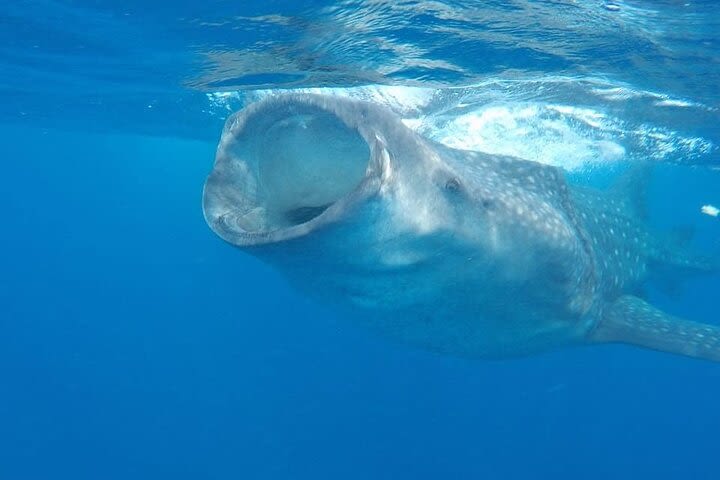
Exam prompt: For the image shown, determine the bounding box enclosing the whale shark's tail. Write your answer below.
[590,295,720,362]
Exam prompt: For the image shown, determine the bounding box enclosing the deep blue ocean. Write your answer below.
[2,1,719,479]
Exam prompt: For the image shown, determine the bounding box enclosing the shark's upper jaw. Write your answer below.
[203,96,388,246]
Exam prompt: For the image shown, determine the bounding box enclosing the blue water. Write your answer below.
[1,1,719,479]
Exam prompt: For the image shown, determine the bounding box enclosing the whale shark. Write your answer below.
[203,94,719,361]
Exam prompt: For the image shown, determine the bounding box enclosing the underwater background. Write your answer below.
[1,1,719,478]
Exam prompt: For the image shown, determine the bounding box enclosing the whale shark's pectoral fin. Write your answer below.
[589,296,720,362]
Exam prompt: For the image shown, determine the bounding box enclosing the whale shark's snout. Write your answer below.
[203,95,391,246]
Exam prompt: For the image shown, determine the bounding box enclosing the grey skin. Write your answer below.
[203,94,720,361]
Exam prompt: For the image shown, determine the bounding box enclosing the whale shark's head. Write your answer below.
[203,94,589,322]
[203,95,481,261]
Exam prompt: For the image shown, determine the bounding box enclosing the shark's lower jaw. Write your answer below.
[203,96,377,246]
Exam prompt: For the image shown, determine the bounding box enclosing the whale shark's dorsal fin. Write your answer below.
[590,296,720,362]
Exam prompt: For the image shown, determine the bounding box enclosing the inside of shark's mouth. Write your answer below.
[228,102,371,233]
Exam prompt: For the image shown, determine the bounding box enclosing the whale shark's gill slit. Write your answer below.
[284,204,332,225]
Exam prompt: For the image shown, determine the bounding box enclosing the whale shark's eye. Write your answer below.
[444,177,462,193]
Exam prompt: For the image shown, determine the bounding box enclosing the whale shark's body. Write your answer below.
[203,94,719,361]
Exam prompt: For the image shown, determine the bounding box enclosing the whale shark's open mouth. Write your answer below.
[203,96,381,246]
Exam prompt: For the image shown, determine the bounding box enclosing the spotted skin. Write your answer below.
[592,296,720,361]
[572,188,651,296]
[567,186,720,361]
[203,94,720,362]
